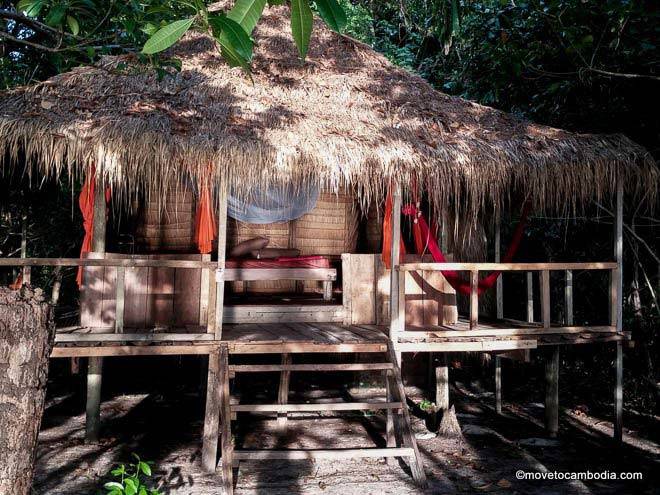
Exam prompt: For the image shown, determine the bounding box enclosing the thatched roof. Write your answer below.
[0,3,656,217]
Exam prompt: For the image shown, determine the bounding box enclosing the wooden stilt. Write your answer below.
[613,177,624,443]
[85,356,103,443]
[495,356,502,415]
[202,350,221,473]
[277,353,292,429]
[544,347,559,437]
[85,173,106,443]
[219,345,234,495]
[435,354,449,412]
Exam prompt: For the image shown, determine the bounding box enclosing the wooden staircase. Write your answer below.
[212,342,427,494]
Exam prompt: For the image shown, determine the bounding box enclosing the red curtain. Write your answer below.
[76,167,110,287]
[382,188,407,269]
[194,183,217,254]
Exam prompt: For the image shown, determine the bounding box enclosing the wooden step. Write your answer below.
[234,447,414,460]
[229,363,394,373]
[231,402,403,412]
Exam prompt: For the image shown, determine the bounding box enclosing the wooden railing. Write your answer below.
[392,261,619,337]
[0,256,337,342]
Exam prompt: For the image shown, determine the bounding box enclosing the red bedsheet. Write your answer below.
[225,255,330,269]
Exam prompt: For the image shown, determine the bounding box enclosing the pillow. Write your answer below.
[229,236,269,258]
[251,248,300,259]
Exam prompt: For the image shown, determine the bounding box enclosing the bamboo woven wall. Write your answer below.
[136,185,196,253]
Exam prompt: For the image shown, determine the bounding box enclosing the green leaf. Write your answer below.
[290,0,313,59]
[104,482,124,490]
[17,0,44,17]
[228,0,267,35]
[138,461,152,476]
[45,4,67,27]
[66,15,80,35]
[315,0,346,32]
[125,478,138,495]
[142,18,195,55]
[209,15,253,62]
[139,488,148,495]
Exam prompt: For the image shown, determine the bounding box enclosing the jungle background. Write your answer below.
[1,0,658,418]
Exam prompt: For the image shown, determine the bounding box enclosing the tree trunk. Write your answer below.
[0,286,54,495]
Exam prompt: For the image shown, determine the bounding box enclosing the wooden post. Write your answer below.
[277,354,292,428]
[544,347,559,437]
[219,345,234,495]
[469,270,479,329]
[389,182,402,364]
[494,213,503,414]
[435,354,449,412]
[564,270,573,326]
[85,173,106,443]
[613,177,624,443]
[495,356,502,415]
[20,212,30,286]
[540,270,550,328]
[85,356,103,443]
[385,370,396,466]
[495,210,503,319]
[214,188,228,340]
[526,272,534,322]
[202,350,221,472]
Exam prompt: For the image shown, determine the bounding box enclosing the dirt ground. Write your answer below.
[33,358,659,495]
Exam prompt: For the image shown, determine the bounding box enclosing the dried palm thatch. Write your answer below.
[0,3,656,222]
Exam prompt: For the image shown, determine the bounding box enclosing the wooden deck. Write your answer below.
[50,318,628,358]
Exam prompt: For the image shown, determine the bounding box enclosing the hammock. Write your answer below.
[382,187,530,296]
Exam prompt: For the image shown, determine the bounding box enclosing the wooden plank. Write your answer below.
[403,325,616,339]
[227,343,388,354]
[349,254,377,324]
[541,270,551,328]
[56,333,215,343]
[172,256,201,326]
[0,257,340,277]
[544,347,560,437]
[470,270,479,329]
[232,402,403,412]
[202,350,221,472]
[124,265,148,328]
[234,448,414,460]
[229,363,394,372]
[398,262,617,272]
[223,305,344,324]
[114,266,125,333]
[145,260,174,326]
[395,340,537,353]
[51,344,218,358]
